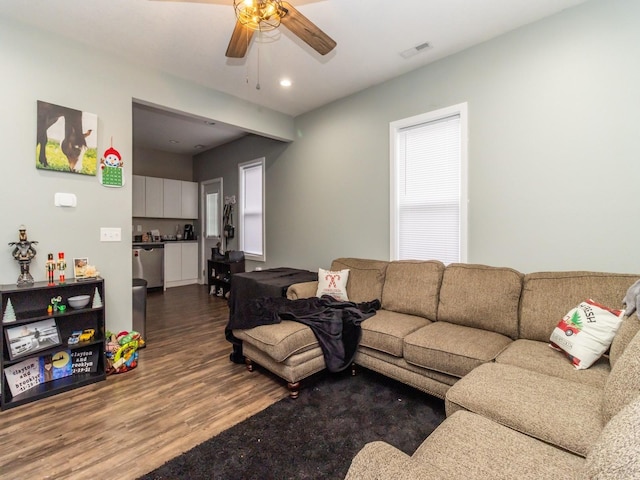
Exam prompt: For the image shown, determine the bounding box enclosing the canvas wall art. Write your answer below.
[35,100,98,175]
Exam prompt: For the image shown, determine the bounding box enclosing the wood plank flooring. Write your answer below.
[0,284,288,480]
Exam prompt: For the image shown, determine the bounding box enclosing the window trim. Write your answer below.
[238,157,266,262]
[389,103,469,263]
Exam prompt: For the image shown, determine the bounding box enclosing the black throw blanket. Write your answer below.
[239,295,380,373]
[225,268,318,363]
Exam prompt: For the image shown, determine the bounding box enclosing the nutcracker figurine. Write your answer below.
[57,252,67,284]
[46,253,56,286]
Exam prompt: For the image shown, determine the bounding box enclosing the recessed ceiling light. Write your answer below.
[280,79,292,87]
[169,139,180,144]
[194,144,205,150]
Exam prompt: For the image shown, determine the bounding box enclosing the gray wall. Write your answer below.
[261,0,640,274]
[133,147,193,180]
[1,19,294,333]
[194,134,289,270]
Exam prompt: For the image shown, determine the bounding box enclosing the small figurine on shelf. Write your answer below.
[8,225,38,286]
[46,253,56,286]
[57,252,67,284]
[49,295,66,313]
[3,299,17,323]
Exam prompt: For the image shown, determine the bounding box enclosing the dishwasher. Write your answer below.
[132,243,164,290]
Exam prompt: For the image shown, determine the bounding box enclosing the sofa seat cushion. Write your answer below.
[381,260,444,319]
[437,263,522,339]
[360,309,431,357]
[496,339,610,388]
[233,320,318,362]
[411,410,585,480]
[403,322,512,378]
[445,362,604,456]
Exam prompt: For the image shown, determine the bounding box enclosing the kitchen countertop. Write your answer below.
[132,240,198,247]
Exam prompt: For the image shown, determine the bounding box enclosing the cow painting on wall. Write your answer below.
[36,101,98,175]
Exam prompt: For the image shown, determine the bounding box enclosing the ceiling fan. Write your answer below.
[153,0,336,59]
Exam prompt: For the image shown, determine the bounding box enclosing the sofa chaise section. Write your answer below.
[345,395,640,480]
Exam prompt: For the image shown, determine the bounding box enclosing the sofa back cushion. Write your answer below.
[382,260,444,319]
[609,315,640,368]
[602,329,640,424]
[519,272,640,342]
[437,264,523,339]
[330,258,389,303]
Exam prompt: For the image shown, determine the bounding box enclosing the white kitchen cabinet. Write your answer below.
[132,175,146,217]
[132,176,198,220]
[181,180,198,219]
[164,243,182,284]
[145,176,164,218]
[181,242,198,281]
[163,178,182,219]
[164,242,199,289]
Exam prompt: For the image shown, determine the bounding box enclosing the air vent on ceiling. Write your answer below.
[400,42,432,59]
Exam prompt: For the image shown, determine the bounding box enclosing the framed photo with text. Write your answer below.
[4,318,62,361]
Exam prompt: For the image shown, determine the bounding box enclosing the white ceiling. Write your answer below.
[1,0,589,154]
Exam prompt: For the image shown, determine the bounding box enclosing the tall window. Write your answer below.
[390,103,468,264]
[205,192,220,238]
[239,158,265,261]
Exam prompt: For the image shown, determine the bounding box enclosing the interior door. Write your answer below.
[201,178,223,286]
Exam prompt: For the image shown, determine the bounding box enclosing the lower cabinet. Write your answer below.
[0,278,106,410]
[164,242,198,289]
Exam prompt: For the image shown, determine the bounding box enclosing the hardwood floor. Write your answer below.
[0,284,288,480]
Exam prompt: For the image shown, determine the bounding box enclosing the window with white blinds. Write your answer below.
[390,104,468,264]
[239,158,265,261]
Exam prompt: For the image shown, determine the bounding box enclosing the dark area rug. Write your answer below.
[138,368,445,480]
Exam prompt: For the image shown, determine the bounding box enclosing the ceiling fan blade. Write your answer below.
[226,21,254,58]
[280,1,336,56]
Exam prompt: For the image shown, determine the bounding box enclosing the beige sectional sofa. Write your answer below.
[232,258,640,477]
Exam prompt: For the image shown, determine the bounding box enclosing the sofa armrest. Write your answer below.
[344,441,411,480]
[345,441,450,480]
[286,281,318,300]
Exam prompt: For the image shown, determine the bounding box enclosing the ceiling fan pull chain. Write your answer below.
[256,30,261,91]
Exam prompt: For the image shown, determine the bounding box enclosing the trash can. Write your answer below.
[132,278,147,347]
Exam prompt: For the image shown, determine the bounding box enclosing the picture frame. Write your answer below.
[73,258,89,279]
[4,318,62,361]
[35,100,98,176]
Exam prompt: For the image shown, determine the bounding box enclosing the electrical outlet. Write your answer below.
[100,227,122,242]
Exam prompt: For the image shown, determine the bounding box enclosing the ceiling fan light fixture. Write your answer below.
[234,0,284,32]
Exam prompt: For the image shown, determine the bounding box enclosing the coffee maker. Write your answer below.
[183,224,195,240]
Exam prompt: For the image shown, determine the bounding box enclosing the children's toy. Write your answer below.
[105,330,145,374]
[68,330,82,345]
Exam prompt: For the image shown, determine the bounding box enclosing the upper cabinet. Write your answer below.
[181,181,198,219]
[133,175,198,220]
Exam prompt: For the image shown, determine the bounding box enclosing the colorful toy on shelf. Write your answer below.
[68,330,82,345]
[48,295,66,314]
[78,329,95,342]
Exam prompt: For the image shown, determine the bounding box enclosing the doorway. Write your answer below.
[201,177,223,291]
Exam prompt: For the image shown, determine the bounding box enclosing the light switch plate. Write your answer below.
[100,227,122,242]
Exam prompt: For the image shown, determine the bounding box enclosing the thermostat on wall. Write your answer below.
[54,192,77,207]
